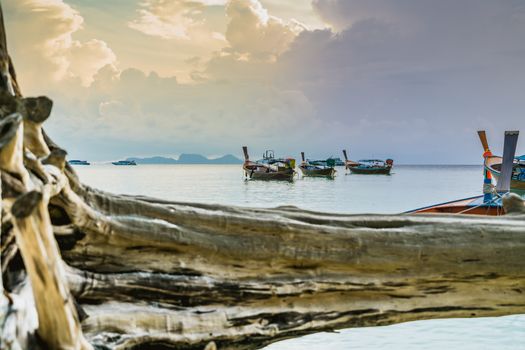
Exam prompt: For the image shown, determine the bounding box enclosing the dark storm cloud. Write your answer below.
[272,0,525,162]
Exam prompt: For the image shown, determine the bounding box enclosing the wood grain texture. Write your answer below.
[0,2,524,349]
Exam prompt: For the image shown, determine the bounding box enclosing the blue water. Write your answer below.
[74,164,525,349]
[76,164,485,213]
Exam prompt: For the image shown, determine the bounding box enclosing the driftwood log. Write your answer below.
[0,3,525,350]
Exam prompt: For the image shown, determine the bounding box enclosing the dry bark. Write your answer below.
[0,2,524,350]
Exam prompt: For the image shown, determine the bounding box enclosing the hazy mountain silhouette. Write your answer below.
[127,154,242,164]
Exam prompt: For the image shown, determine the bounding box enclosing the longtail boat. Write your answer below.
[348,159,394,175]
[409,130,521,216]
[342,149,359,170]
[242,147,295,181]
[298,152,336,178]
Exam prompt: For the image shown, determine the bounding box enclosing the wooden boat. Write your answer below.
[348,159,394,175]
[242,147,295,181]
[298,152,336,178]
[407,195,504,216]
[342,149,359,170]
[410,130,522,216]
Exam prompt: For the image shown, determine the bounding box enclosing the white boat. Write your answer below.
[68,159,90,165]
[112,160,137,166]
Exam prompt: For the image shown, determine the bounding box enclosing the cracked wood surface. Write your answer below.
[0,2,524,349]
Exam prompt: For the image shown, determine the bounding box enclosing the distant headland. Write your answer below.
[125,154,243,165]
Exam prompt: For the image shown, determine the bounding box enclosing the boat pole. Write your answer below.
[242,146,249,178]
[477,131,493,203]
[496,131,519,194]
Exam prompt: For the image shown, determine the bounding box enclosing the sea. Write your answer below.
[74,164,524,350]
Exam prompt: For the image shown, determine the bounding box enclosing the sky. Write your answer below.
[3,0,525,163]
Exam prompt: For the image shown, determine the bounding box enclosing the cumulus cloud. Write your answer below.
[67,39,116,85]
[4,0,116,89]
[129,0,304,62]
[126,0,230,82]
[224,0,304,61]
[4,0,320,160]
[129,0,208,40]
[6,0,524,163]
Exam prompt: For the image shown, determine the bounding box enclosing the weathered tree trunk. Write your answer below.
[0,2,524,350]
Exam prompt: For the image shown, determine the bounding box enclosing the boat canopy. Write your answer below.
[359,159,385,163]
[516,155,525,161]
[326,158,336,167]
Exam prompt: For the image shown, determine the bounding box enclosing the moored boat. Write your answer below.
[298,152,336,178]
[348,159,394,175]
[342,149,359,170]
[410,130,522,216]
[242,147,295,181]
[68,159,90,165]
[112,160,137,166]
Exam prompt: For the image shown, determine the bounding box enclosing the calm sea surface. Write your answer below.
[75,164,524,349]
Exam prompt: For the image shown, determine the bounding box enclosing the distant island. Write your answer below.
[126,154,243,165]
